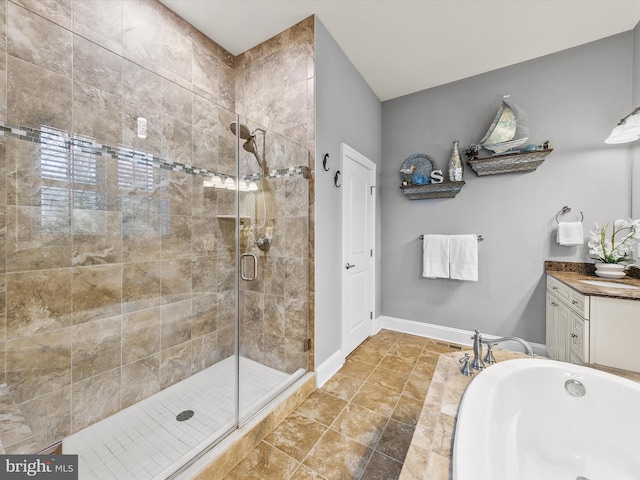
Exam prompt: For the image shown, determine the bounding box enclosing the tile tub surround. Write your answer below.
[398,350,640,480]
[398,350,525,480]
[222,330,467,480]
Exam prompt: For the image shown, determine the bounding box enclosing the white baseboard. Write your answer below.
[377,315,548,357]
[315,349,344,388]
[371,316,382,337]
[314,317,547,390]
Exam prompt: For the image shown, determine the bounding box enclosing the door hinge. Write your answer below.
[370,185,376,195]
[370,312,373,320]
[370,249,373,257]
[303,338,312,352]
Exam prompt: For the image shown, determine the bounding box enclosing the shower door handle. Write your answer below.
[241,253,258,281]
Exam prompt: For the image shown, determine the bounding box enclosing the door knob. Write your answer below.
[345,263,356,270]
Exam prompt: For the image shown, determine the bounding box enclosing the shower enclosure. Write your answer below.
[0,107,310,479]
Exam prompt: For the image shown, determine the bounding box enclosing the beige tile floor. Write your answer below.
[223,330,464,480]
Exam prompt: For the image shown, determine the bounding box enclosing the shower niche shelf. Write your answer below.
[217,215,251,224]
[467,149,553,176]
[400,181,465,200]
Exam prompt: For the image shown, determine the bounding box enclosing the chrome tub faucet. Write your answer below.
[484,335,536,357]
[462,330,535,375]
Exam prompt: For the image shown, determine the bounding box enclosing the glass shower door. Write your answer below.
[235,115,310,424]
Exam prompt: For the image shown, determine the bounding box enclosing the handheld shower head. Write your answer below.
[243,137,264,170]
[242,137,257,155]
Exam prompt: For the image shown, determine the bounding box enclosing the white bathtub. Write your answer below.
[453,359,640,480]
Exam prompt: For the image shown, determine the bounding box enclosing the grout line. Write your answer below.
[241,334,458,480]
[313,335,405,478]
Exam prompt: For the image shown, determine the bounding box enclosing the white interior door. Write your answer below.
[341,143,376,357]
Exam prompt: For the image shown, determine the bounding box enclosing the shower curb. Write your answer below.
[175,372,316,480]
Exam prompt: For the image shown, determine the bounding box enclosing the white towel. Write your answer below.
[557,222,584,246]
[422,235,449,278]
[449,235,478,281]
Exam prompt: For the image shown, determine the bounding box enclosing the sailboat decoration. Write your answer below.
[466,95,552,176]
[478,95,529,154]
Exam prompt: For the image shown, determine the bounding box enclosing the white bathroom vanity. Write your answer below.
[546,270,640,372]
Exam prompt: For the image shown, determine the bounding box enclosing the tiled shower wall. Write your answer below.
[0,0,314,454]
[235,16,315,372]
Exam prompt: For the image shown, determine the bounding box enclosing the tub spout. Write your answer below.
[482,336,535,357]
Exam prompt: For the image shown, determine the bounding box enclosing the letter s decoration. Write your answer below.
[430,169,444,184]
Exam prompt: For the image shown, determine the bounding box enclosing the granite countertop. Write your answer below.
[545,264,640,301]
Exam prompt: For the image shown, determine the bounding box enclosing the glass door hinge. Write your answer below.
[303,339,312,352]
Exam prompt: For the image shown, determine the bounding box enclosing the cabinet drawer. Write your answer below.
[547,276,590,319]
[547,276,570,302]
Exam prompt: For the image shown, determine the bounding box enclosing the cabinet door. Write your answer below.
[591,296,640,372]
[546,292,558,360]
[547,291,570,362]
[569,312,589,364]
[556,301,570,362]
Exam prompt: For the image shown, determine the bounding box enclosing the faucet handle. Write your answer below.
[483,343,497,365]
[459,353,474,376]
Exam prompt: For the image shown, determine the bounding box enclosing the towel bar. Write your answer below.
[419,234,484,242]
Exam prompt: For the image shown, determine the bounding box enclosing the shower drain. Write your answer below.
[176,410,195,422]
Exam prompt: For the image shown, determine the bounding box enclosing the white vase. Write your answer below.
[595,263,627,279]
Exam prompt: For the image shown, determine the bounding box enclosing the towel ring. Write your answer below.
[555,205,583,224]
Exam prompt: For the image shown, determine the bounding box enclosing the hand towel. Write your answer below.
[422,234,449,278]
[557,221,584,246]
[449,234,478,281]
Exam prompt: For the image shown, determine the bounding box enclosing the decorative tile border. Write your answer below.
[245,166,310,181]
[0,120,309,182]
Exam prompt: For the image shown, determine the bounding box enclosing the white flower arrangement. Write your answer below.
[588,218,640,264]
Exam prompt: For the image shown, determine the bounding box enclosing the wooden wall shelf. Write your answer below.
[467,148,552,176]
[400,181,465,200]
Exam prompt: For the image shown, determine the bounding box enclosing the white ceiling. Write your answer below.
[160,1,640,101]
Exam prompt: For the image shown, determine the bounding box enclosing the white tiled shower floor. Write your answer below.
[63,356,302,480]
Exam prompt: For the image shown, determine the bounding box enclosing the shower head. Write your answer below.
[229,121,251,140]
[243,137,264,169]
[242,137,256,154]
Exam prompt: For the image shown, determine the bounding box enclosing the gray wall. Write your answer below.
[381,32,635,344]
[315,18,382,365]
